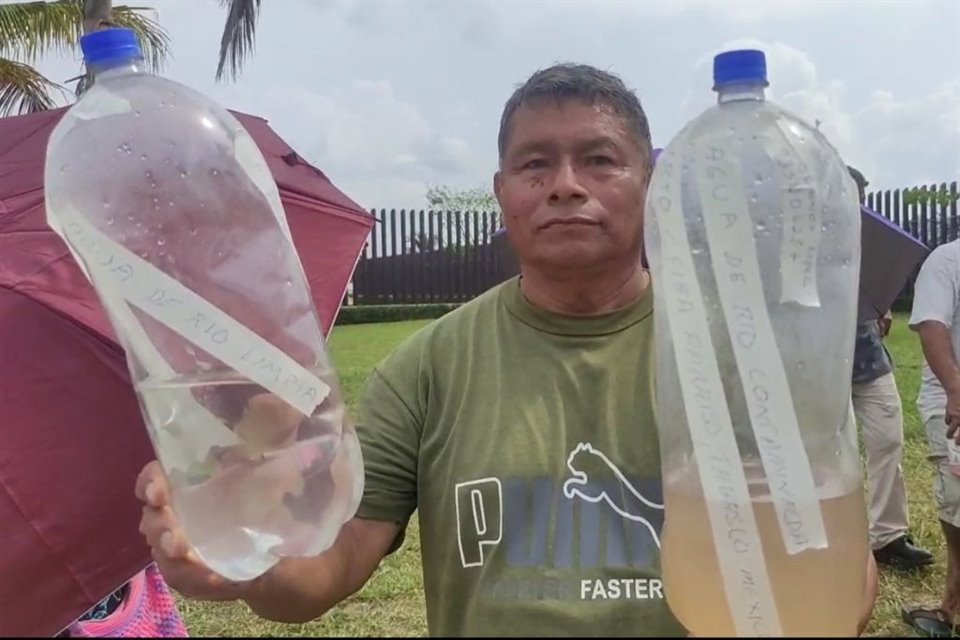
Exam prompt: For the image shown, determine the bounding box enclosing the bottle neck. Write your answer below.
[87,56,144,81]
[716,81,767,104]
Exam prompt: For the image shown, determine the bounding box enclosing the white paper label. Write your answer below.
[651,144,782,637]
[696,135,828,555]
[232,125,294,244]
[46,208,243,472]
[230,120,317,337]
[98,286,244,471]
[58,209,330,418]
[770,118,823,307]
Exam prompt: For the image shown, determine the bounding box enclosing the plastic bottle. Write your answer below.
[44,28,364,582]
[644,49,868,637]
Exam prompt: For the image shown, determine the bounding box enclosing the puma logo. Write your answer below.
[562,442,663,548]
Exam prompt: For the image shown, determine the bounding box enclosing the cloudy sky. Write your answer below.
[28,0,960,210]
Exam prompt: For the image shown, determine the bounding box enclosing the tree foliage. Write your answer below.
[425,184,499,213]
[0,0,263,117]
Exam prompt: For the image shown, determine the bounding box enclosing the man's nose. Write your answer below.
[548,161,587,203]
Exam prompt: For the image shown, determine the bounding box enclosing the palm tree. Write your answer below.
[213,0,261,83]
[80,0,263,86]
[0,0,261,117]
[0,0,168,115]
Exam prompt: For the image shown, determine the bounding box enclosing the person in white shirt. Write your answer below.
[903,238,960,636]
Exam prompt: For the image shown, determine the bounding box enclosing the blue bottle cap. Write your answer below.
[80,27,144,65]
[713,49,768,90]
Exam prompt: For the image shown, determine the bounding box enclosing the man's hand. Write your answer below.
[135,461,254,601]
[878,311,893,338]
[915,320,960,437]
[945,388,960,442]
[135,459,400,624]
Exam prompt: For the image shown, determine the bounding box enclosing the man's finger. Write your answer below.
[140,505,179,549]
[135,460,167,504]
[144,480,170,508]
[162,529,201,563]
[947,415,960,440]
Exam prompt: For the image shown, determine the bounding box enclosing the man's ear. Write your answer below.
[493,170,503,203]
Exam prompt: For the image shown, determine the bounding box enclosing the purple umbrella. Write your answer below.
[858,203,929,321]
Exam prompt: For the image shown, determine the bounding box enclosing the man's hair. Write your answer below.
[497,63,653,168]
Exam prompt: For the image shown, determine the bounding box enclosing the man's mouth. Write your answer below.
[540,216,600,230]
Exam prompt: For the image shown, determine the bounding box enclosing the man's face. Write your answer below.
[494,100,649,276]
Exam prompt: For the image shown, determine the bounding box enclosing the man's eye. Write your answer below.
[587,155,614,166]
[521,158,547,170]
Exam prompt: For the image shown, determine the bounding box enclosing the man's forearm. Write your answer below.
[918,322,960,393]
[239,518,397,623]
[240,548,354,623]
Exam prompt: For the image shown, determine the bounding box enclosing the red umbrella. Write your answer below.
[0,106,374,636]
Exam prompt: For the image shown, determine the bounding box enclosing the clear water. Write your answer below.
[137,370,362,582]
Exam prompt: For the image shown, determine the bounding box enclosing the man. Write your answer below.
[847,167,934,570]
[903,238,960,636]
[136,64,878,636]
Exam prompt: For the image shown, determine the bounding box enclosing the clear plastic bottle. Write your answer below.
[44,28,364,582]
[645,50,868,637]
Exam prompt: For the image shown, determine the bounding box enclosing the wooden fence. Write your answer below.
[866,181,958,303]
[349,181,959,306]
[866,182,959,250]
[350,209,506,305]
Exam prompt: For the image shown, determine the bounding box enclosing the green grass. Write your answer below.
[178,314,945,637]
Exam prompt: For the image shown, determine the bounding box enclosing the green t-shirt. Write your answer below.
[355,277,686,637]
